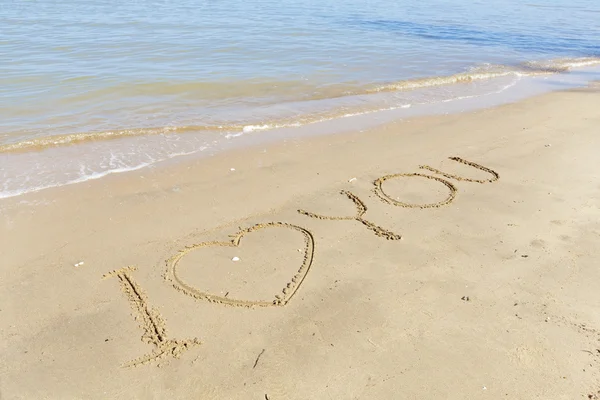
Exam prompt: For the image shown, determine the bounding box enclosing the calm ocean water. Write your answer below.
[1,0,599,198]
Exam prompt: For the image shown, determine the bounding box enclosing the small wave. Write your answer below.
[369,57,600,93]
[0,124,242,153]
[2,56,598,155]
[368,70,520,93]
[523,56,600,71]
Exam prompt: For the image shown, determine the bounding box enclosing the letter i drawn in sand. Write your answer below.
[298,190,402,240]
[103,266,201,367]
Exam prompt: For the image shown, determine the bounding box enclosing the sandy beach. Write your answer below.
[1,86,600,399]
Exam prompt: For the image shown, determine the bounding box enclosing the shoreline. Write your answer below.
[2,86,600,399]
[2,63,600,201]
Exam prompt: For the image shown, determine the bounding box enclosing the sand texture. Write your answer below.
[1,86,600,399]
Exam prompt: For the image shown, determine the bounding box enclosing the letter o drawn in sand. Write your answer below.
[373,173,457,209]
[165,222,315,308]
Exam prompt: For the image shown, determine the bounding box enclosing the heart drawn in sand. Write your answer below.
[164,222,315,308]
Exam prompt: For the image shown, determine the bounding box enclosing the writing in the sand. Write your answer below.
[103,156,499,367]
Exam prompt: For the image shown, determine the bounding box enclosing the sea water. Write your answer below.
[1,0,599,198]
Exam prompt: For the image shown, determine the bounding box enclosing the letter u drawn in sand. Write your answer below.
[419,156,500,183]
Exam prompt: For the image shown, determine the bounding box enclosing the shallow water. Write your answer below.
[1,0,599,198]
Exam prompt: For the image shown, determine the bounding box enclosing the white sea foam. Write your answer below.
[242,124,272,133]
[0,144,208,199]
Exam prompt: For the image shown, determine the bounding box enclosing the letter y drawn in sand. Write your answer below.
[298,190,402,240]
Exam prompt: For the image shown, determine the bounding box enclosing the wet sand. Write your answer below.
[1,85,600,399]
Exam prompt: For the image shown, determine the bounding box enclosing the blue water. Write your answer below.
[1,0,599,197]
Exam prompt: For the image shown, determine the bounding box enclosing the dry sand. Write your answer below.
[1,86,600,399]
